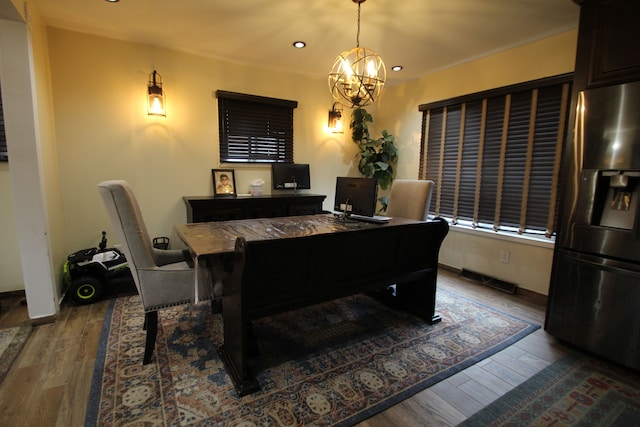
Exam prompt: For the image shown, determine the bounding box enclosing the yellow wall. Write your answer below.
[32,8,67,302]
[0,162,22,291]
[47,28,357,253]
[0,0,62,314]
[0,2,25,292]
[376,30,578,180]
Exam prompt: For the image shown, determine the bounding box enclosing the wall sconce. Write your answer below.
[328,102,343,133]
[147,70,166,117]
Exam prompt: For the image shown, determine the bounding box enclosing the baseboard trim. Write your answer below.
[0,290,26,300]
[438,263,547,305]
[460,269,517,294]
[30,314,58,326]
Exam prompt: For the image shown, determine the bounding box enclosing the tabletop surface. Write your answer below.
[174,213,421,256]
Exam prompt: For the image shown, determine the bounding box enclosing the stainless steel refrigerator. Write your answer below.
[546,81,640,370]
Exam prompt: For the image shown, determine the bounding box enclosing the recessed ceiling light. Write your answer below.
[105,0,119,2]
[293,41,306,49]
[391,65,403,72]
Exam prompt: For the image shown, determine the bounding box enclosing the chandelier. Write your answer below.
[328,0,386,108]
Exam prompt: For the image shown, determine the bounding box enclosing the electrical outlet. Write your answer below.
[500,250,510,264]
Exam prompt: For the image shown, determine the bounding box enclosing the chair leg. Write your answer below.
[143,310,158,365]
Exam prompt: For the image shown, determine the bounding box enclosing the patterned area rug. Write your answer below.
[0,323,32,384]
[459,352,640,426]
[86,289,539,426]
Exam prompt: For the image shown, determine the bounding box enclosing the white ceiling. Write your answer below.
[29,0,580,84]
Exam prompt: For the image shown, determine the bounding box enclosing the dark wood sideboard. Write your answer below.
[183,194,327,222]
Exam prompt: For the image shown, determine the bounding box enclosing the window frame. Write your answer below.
[418,73,573,239]
[216,90,298,164]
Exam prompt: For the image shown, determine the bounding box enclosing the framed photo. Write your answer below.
[212,169,237,197]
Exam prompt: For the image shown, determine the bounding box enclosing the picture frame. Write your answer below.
[212,169,237,197]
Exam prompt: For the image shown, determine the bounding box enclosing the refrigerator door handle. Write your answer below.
[564,251,640,277]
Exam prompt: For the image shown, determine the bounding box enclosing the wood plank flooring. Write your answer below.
[0,269,572,426]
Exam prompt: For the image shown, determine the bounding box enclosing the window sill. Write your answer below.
[446,222,555,250]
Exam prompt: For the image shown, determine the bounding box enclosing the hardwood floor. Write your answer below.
[0,269,572,426]
[356,269,570,427]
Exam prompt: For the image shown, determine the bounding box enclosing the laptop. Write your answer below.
[348,214,392,224]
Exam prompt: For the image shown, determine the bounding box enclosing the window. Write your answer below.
[216,91,297,163]
[419,74,572,238]
[0,83,7,162]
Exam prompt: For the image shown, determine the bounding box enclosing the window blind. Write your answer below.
[418,74,571,238]
[216,91,297,163]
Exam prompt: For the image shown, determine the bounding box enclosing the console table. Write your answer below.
[183,194,326,222]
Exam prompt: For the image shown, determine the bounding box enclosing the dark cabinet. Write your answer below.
[576,0,640,89]
[183,194,326,223]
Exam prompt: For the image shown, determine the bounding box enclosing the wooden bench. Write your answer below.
[218,217,449,395]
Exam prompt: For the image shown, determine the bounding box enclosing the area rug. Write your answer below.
[0,323,32,383]
[86,289,539,426]
[459,352,640,426]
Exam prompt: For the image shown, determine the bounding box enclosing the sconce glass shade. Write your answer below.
[328,103,344,133]
[328,47,386,108]
[147,70,166,116]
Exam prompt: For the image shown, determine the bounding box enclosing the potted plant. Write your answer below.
[350,107,398,210]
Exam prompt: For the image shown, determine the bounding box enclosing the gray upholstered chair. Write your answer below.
[385,179,434,221]
[98,180,212,364]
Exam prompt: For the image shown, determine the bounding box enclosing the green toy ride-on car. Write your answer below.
[63,231,133,304]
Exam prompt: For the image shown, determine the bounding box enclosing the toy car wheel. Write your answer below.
[69,276,104,304]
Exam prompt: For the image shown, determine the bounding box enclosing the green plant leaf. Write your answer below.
[384,142,398,157]
[378,172,393,190]
[363,162,376,177]
[350,108,398,191]
[378,196,389,213]
[375,161,389,171]
[350,108,373,143]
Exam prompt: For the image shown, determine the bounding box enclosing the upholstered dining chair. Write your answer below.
[98,180,213,364]
[385,179,434,221]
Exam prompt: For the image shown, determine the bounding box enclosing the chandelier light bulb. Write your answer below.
[329,46,386,108]
[149,94,164,116]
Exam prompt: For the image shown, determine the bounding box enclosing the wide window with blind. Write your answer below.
[419,74,572,238]
[217,91,297,163]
